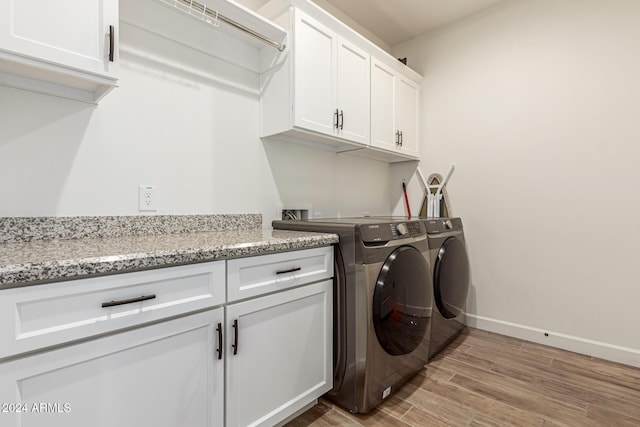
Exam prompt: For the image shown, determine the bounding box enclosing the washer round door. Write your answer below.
[434,236,470,319]
[372,246,432,356]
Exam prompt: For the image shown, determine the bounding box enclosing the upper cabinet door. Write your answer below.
[336,38,370,145]
[293,11,337,136]
[396,76,420,157]
[371,58,397,151]
[0,0,118,79]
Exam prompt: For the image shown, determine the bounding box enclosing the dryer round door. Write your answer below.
[434,236,470,319]
[372,246,432,356]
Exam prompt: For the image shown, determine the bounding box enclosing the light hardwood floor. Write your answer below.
[286,327,640,426]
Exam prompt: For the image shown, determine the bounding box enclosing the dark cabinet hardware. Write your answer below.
[334,109,339,128]
[101,294,156,308]
[232,319,239,355]
[339,110,344,129]
[108,25,115,62]
[399,131,403,146]
[216,323,223,360]
[275,267,302,275]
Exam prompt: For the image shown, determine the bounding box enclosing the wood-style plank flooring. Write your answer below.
[286,328,640,426]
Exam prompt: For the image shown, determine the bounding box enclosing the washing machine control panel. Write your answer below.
[425,217,464,234]
[396,223,409,235]
[359,221,425,242]
[393,221,424,237]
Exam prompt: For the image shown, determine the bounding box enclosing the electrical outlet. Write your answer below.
[138,185,157,212]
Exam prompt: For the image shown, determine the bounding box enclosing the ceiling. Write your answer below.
[237,0,505,48]
[318,0,505,46]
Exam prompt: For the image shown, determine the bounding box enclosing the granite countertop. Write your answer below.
[0,215,338,288]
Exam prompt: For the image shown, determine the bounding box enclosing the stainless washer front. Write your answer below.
[353,233,432,413]
[272,218,433,414]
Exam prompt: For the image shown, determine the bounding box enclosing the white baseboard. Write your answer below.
[465,313,640,368]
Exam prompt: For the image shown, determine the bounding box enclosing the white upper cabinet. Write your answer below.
[371,58,420,159]
[259,0,421,162]
[0,0,119,102]
[288,10,370,145]
[293,12,338,136]
[396,75,420,157]
[336,37,370,145]
[0,0,118,79]
[371,58,397,152]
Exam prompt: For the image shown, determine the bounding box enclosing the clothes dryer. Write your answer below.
[273,217,433,413]
[424,218,470,359]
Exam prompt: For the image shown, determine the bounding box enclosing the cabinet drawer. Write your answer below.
[227,246,333,302]
[0,261,225,361]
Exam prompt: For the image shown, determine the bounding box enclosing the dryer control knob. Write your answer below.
[396,223,408,235]
[444,219,453,229]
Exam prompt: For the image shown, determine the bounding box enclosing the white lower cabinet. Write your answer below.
[225,279,333,427]
[0,309,224,427]
[0,247,334,427]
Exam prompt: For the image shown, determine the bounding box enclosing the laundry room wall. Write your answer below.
[0,21,391,222]
[392,0,640,365]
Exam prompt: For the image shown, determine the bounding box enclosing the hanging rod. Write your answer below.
[158,0,286,52]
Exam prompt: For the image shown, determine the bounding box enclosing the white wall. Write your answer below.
[393,0,640,365]
[311,0,392,53]
[235,0,392,53]
[0,22,392,223]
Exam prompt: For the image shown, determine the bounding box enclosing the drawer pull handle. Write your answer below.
[216,323,223,360]
[101,294,156,308]
[232,319,239,355]
[275,267,301,275]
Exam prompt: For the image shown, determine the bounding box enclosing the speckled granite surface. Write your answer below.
[0,215,338,287]
[0,229,338,287]
[0,214,262,243]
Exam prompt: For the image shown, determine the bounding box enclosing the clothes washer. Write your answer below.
[272,217,433,413]
[424,217,470,359]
